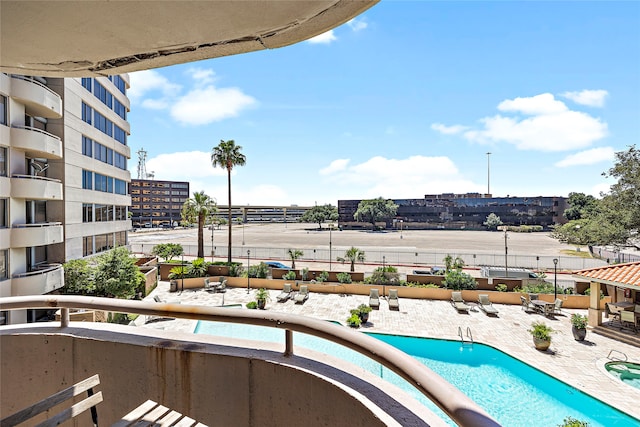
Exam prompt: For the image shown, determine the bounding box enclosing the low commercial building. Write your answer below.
[130,179,189,228]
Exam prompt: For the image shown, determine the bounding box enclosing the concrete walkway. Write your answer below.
[140,282,640,420]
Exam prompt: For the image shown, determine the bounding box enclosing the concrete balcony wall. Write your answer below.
[10,126,63,159]
[10,76,63,119]
[10,175,63,200]
[10,265,64,296]
[0,325,434,427]
[10,223,63,248]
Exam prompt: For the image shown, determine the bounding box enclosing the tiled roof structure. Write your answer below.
[574,261,640,289]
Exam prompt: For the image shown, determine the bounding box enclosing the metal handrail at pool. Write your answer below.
[0,295,500,427]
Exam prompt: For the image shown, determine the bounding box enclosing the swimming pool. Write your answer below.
[605,361,640,390]
[194,321,639,427]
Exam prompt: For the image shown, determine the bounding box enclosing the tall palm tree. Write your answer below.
[287,249,304,269]
[211,140,246,263]
[182,191,217,258]
[338,247,366,272]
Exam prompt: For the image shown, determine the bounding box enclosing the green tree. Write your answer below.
[61,259,95,295]
[287,249,303,269]
[483,213,503,230]
[151,243,184,261]
[300,204,338,229]
[337,247,365,272]
[353,197,398,230]
[443,254,465,273]
[211,139,246,263]
[182,191,217,258]
[94,247,145,299]
[443,270,477,290]
[563,192,598,221]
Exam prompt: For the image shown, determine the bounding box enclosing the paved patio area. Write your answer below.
[140,281,640,420]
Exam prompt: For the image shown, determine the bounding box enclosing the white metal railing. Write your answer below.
[11,174,61,183]
[11,264,62,279]
[0,295,500,427]
[10,75,60,99]
[12,125,61,141]
[13,222,62,228]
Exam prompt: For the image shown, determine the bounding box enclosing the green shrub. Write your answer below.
[301,267,309,281]
[346,313,361,328]
[168,266,187,280]
[186,258,209,278]
[317,271,330,282]
[495,283,508,292]
[518,281,555,294]
[248,262,269,279]
[228,263,243,277]
[442,270,477,290]
[283,271,297,280]
[365,266,400,285]
[151,243,184,261]
[246,301,258,309]
[336,272,352,284]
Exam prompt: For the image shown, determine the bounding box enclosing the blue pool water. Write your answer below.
[194,322,639,427]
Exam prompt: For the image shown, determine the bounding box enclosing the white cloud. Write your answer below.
[187,67,216,85]
[463,93,608,151]
[170,86,257,125]
[431,123,468,135]
[592,183,611,197]
[146,151,225,180]
[555,147,616,167]
[320,159,350,175]
[308,30,337,44]
[347,18,368,32]
[320,155,483,199]
[560,90,608,107]
[141,99,168,110]
[128,69,181,103]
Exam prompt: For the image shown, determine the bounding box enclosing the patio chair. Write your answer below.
[277,283,292,302]
[520,295,535,312]
[369,288,380,309]
[451,292,469,313]
[216,276,227,292]
[294,285,309,304]
[478,294,499,316]
[388,289,399,310]
[620,310,637,332]
[552,298,563,315]
[605,303,621,325]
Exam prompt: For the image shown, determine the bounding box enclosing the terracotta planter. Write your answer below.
[533,337,551,351]
[572,326,587,341]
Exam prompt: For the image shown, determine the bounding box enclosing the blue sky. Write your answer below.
[127,1,640,206]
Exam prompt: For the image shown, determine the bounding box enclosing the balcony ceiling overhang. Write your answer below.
[0,0,378,77]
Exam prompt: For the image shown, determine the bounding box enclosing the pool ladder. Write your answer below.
[458,326,473,345]
[607,349,628,361]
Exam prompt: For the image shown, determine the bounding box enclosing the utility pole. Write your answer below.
[486,152,491,195]
[504,229,508,277]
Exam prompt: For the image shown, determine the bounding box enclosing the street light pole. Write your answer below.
[553,258,558,300]
[329,224,333,271]
[211,224,214,262]
[504,229,508,277]
[247,250,251,294]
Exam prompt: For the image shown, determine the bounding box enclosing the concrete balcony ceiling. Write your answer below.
[9,76,63,118]
[10,126,63,159]
[10,265,64,296]
[0,1,378,77]
[11,223,63,248]
[10,175,63,201]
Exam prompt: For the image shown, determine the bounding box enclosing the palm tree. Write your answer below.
[211,140,246,263]
[182,191,217,258]
[287,249,303,269]
[337,247,366,272]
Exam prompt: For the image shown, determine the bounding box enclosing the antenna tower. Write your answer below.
[136,148,148,179]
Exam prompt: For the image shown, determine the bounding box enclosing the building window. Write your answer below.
[94,111,112,137]
[114,98,126,120]
[114,125,126,145]
[0,249,7,280]
[0,146,6,177]
[94,142,113,165]
[81,102,93,125]
[95,173,106,192]
[93,81,112,108]
[0,95,7,125]
[82,78,92,91]
[83,236,93,257]
[82,136,93,157]
[82,203,93,222]
[115,179,127,195]
[111,75,126,94]
[115,231,127,247]
[114,152,127,170]
[82,170,93,189]
[115,205,127,221]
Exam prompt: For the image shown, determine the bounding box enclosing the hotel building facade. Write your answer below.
[0,73,131,324]
[130,179,190,228]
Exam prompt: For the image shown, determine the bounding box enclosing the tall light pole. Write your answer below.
[246,250,251,294]
[504,229,508,277]
[486,152,491,195]
[242,219,245,246]
[329,223,333,271]
[400,219,403,239]
[553,258,558,300]
[211,222,215,262]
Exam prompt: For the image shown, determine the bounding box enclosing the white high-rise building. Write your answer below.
[0,74,131,324]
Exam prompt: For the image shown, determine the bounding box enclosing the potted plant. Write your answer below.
[528,321,554,351]
[346,313,362,328]
[255,288,270,309]
[570,313,588,341]
[355,304,372,323]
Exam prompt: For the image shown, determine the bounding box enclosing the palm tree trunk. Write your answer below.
[351,260,355,272]
[197,212,204,258]
[227,168,232,264]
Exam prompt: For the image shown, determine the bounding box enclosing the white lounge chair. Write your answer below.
[277,283,292,302]
[478,294,499,316]
[294,285,309,304]
[451,292,469,313]
[388,289,399,310]
[369,289,380,309]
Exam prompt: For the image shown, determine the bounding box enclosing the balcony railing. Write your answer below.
[10,75,63,118]
[10,174,63,200]
[9,264,64,295]
[11,222,63,247]
[10,125,63,159]
[0,295,499,427]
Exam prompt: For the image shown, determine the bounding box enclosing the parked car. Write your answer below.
[264,261,291,270]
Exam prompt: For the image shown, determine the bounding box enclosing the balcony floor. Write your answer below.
[139,282,640,420]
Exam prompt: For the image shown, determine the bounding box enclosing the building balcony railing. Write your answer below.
[9,264,64,296]
[10,75,62,119]
[11,222,63,248]
[10,125,63,159]
[10,174,63,200]
[0,296,499,427]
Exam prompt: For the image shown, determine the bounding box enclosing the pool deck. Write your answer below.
[141,282,640,420]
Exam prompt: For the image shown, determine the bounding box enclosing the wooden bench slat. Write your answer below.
[0,375,101,427]
[173,416,197,427]
[111,400,159,427]
[156,410,183,427]
[141,404,171,422]
[35,391,103,427]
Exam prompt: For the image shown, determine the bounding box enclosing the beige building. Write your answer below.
[0,74,131,324]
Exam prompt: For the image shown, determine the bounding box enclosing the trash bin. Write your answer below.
[170,280,178,292]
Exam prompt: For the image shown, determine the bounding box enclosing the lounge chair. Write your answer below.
[451,292,469,313]
[520,295,535,312]
[552,298,563,315]
[388,289,399,310]
[605,303,621,325]
[277,283,292,302]
[478,294,499,316]
[369,289,380,309]
[148,295,181,323]
[216,276,227,292]
[294,285,309,304]
[621,310,637,331]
